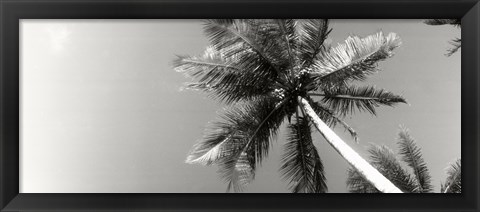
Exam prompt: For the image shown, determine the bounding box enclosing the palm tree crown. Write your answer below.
[347,127,461,193]
[174,19,407,193]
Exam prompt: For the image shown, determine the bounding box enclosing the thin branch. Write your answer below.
[180,59,241,71]
[309,93,392,101]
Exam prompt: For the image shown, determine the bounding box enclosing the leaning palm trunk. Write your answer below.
[299,97,403,193]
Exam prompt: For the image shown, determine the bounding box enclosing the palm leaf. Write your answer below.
[424,19,461,27]
[442,158,461,193]
[321,85,407,116]
[446,38,461,57]
[203,19,290,76]
[173,46,241,78]
[296,19,331,68]
[347,144,421,193]
[276,19,297,66]
[223,147,256,192]
[347,144,417,193]
[397,127,433,193]
[305,97,358,142]
[365,144,419,192]
[175,46,278,104]
[311,32,401,86]
[424,19,461,56]
[187,97,287,192]
[346,168,379,193]
[185,101,255,166]
[280,116,327,193]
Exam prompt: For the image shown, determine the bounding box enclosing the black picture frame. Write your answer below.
[1,0,479,211]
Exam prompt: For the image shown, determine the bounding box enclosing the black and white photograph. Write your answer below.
[20,19,461,193]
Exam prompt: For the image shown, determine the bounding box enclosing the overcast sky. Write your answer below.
[20,19,460,193]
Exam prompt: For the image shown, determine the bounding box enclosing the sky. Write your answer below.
[20,19,460,193]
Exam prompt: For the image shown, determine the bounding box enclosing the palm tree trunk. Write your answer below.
[299,97,403,193]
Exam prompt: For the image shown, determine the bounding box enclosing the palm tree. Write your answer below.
[440,158,461,193]
[424,19,461,56]
[174,19,406,193]
[347,126,461,193]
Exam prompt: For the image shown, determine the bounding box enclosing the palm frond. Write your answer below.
[311,32,401,86]
[305,97,358,142]
[367,144,419,193]
[347,143,419,193]
[223,147,256,192]
[346,168,379,193]
[185,101,254,166]
[321,85,407,116]
[185,132,236,165]
[186,96,287,192]
[296,19,331,68]
[347,144,418,193]
[185,73,275,104]
[442,158,461,193]
[397,127,433,193]
[424,19,461,56]
[276,19,297,67]
[424,19,461,27]
[174,46,277,104]
[203,19,290,76]
[280,116,327,193]
[173,46,241,77]
[446,38,461,57]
